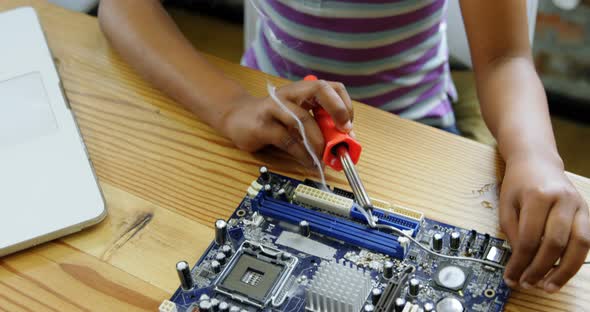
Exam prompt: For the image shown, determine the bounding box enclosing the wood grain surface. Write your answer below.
[0,1,589,311]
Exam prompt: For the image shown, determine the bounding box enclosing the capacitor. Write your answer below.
[199,300,211,312]
[215,219,227,246]
[221,245,232,257]
[211,260,221,273]
[176,261,194,291]
[299,220,311,237]
[450,231,461,250]
[383,261,394,279]
[432,232,443,252]
[264,184,272,193]
[394,298,406,312]
[259,166,270,181]
[371,288,382,304]
[423,302,435,312]
[436,297,464,312]
[466,229,476,249]
[364,304,375,312]
[409,278,420,296]
[280,252,291,261]
[218,302,230,312]
[215,252,227,265]
[210,299,220,312]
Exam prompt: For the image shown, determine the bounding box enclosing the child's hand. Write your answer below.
[499,155,590,293]
[220,80,353,167]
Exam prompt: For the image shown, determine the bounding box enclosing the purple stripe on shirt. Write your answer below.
[332,0,413,3]
[423,97,452,118]
[260,32,441,86]
[410,79,444,105]
[355,64,445,106]
[332,0,412,4]
[267,0,443,33]
[389,81,444,114]
[242,47,260,70]
[265,21,441,62]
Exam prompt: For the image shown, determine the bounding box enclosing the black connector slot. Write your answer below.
[375,272,410,312]
[391,272,410,303]
[375,280,397,312]
[478,233,491,258]
[333,187,355,199]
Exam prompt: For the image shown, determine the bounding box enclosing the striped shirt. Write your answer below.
[241,0,457,128]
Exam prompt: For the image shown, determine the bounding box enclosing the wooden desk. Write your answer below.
[0,1,588,311]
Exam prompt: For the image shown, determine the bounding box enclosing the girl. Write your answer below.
[98,0,589,293]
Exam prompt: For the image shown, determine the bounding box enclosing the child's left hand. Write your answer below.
[499,155,590,293]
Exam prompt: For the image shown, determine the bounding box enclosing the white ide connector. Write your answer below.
[388,204,424,222]
[368,197,424,223]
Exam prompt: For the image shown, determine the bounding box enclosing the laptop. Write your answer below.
[0,7,106,257]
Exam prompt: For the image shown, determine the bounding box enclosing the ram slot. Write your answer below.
[253,194,405,259]
[293,184,420,236]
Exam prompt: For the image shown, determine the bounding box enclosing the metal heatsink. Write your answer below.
[305,259,372,312]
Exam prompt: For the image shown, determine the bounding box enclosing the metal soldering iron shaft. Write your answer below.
[336,146,372,210]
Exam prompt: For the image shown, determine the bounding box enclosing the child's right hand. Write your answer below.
[220,79,353,167]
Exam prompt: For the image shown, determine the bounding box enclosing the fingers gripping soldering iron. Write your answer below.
[304,75,373,210]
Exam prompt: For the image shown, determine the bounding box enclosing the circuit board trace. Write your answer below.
[166,172,511,312]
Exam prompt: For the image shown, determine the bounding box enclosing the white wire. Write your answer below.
[267,83,329,191]
[355,204,506,269]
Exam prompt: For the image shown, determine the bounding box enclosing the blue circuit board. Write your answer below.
[167,172,511,312]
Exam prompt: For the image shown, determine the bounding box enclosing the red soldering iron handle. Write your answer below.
[304,75,362,171]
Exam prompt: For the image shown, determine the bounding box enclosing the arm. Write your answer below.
[98,0,353,166]
[460,0,590,293]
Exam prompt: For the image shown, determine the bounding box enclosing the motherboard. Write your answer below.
[159,169,511,312]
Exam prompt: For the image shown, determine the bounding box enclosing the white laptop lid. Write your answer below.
[0,7,106,257]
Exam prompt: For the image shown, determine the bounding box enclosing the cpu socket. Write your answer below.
[215,241,297,307]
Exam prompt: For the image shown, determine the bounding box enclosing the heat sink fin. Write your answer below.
[305,259,372,312]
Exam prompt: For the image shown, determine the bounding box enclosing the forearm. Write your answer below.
[98,0,246,129]
[461,1,589,292]
[475,56,563,167]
